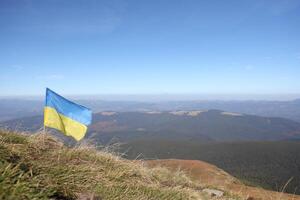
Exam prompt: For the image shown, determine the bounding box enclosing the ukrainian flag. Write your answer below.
[44,88,92,141]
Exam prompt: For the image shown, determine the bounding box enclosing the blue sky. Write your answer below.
[0,0,300,97]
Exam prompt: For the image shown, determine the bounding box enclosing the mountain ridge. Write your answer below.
[2,99,300,122]
[2,110,300,143]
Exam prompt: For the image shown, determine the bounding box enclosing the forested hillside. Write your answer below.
[122,139,300,194]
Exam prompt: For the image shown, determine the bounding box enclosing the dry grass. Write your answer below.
[0,129,241,200]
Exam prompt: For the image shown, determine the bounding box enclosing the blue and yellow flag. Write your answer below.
[44,88,92,141]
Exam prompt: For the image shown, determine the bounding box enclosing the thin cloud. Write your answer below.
[264,56,272,60]
[36,74,64,80]
[11,65,23,71]
[244,65,254,71]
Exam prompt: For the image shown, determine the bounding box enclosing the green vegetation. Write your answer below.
[122,139,300,195]
[0,130,241,200]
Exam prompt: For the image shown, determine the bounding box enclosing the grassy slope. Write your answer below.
[0,130,240,200]
[146,159,300,200]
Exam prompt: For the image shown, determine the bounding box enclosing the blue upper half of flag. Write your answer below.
[45,88,92,125]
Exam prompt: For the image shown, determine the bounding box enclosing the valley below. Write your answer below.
[122,139,300,195]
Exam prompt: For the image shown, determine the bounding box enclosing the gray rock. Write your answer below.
[203,188,224,197]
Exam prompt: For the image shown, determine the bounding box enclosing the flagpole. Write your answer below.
[43,112,46,143]
[43,126,45,144]
[43,88,46,143]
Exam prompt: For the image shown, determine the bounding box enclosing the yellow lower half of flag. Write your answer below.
[44,107,87,141]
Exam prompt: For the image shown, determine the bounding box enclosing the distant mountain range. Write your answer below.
[2,98,300,122]
[2,110,300,142]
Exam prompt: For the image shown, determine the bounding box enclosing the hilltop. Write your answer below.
[0,129,241,200]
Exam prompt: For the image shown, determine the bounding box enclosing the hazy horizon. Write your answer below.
[1,93,300,101]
